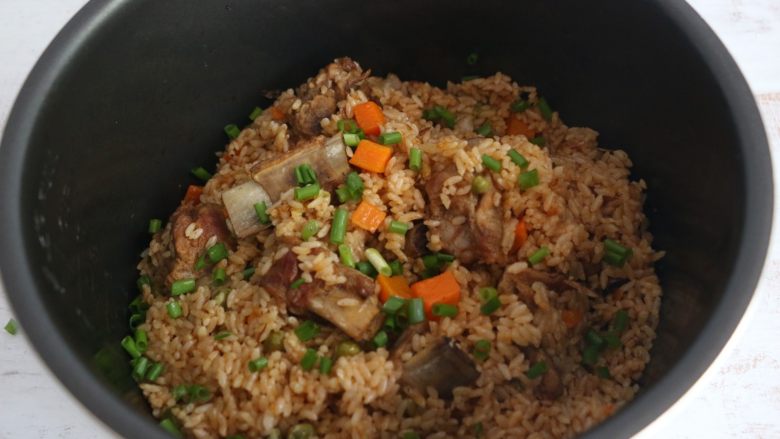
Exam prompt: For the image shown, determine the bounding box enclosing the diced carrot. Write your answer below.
[561,309,583,329]
[270,106,285,121]
[513,218,528,250]
[351,200,387,233]
[353,101,385,135]
[377,275,413,303]
[184,185,203,204]
[349,140,393,173]
[506,114,536,138]
[410,271,462,319]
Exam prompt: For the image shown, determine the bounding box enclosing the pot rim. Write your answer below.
[0,1,772,438]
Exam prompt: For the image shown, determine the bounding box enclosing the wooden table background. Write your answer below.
[1,0,778,437]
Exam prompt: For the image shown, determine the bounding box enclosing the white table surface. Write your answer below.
[1,1,779,438]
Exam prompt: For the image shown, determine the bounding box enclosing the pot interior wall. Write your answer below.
[15,0,745,431]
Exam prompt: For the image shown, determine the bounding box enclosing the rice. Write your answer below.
[133,58,662,438]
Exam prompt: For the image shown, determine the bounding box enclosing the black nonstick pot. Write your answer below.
[0,0,772,438]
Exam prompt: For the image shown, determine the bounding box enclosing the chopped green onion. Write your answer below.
[319,356,334,375]
[602,331,621,348]
[4,318,18,335]
[336,340,362,357]
[402,432,420,439]
[480,296,502,315]
[383,296,407,314]
[137,275,151,291]
[473,339,491,362]
[338,244,355,268]
[134,329,148,353]
[267,429,282,439]
[518,169,540,190]
[290,278,306,289]
[188,385,211,403]
[373,330,389,348]
[530,136,546,147]
[437,253,455,262]
[596,366,611,379]
[356,261,378,278]
[611,309,630,333]
[343,132,360,147]
[194,254,207,271]
[132,356,149,380]
[423,108,440,121]
[481,154,502,172]
[472,175,491,194]
[345,172,364,199]
[294,183,320,201]
[585,329,605,348]
[466,52,479,65]
[148,219,162,234]
[528,246,550,265]
[538,97,553,121]
[212,290,227,307]
[330,208,349,244]
[409,147,423,171]
[248,106,263,120]
[476,122,493,137]
[242,267,255,280]
[212,267,226,284]
[248,357,269,372]
[507,150,529,168]
[300,348,319,371]
[335,186,351,203]
[422,254,440,270]
[166,301,182,319]
[378,131,402,145]
[145,362,164,381]
[389,259,403,276]
[603,240,633,267]
[171,278,196,296]
[301,220,320,241]
[526,361,548,379]
[159,418,183,438]
[407,298,426,324]
[171,384,189,401]
[121,335,141,359]
[337,119,359,133]
[224,124,241,139]
[294,164,318,186]
[253,202,270,225]
[295,320,319,342]
[207,242,228,263]
[129,313,144,330]
[288,423,315,439]
[191,167,212,182]
[388,220,408,235]
[434,106,456,128]
[581,344,601,366]
[479,287,498,302]
[365,248,392,277]
[511,100,531,113]
[432,303,458,318]
[213,331,232,340]
[264,331,285,352]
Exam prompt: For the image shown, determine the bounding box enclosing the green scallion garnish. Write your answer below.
[432,303,458,318]
[518,169,540,190]
[383,296,407,314]
[345,172,364,199]
[329,208,349,244]
[373,330,389,348]
[294,183,320,201]
[337,244,355,268]
[145,362,164,382]
[160,418,183,438]
[290,278,306,289]
[207,242,228,263]
[254,202,270,225]
[481,154,502,172]
[480,296,501,315]
[301,220,320,241]
[224,124,241,139]
[300,348,319,371]
[294,320,319,342]
[526,361,548,379]
[248,357,268,372]
[407,298,426,324]
[365,248,392,277]
[530,136,546,147]
[4,318,18,335]
[511,100,531,113]
[121,335,141,358]
[294,164,318,187]
[148,218,162,234]
[528,246,550,265]
[378,131,402,145]
[191,167,212,182]
[319,356,334,375]
[603,239,633,267]
[507,150,529,168]
[343,132,361,147]
[166,301,182,319]
[476,122,493,137]
[409,147,423,172]
[242,267,255,280]
[248,107,263,121]
[212,267,226,284]
[389,259,403,276]
[388,220,408,235]
[538,97,553,121]
[473,339,491,362]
